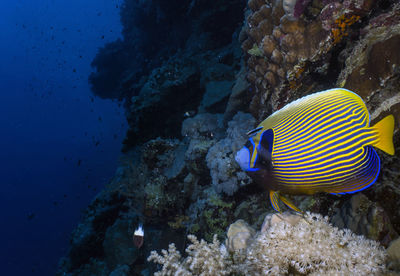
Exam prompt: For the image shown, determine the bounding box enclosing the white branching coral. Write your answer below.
[237,212,387,275]
[147,243,186,275]
[148,235,232,276]
[148,213,387,275]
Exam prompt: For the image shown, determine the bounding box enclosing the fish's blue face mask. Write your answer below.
[236,129,274,173]
[235,147,251,171]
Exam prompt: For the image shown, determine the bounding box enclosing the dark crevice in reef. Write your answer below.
[122,72,204,150]
[62,193,128,272]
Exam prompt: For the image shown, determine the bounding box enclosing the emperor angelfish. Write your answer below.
[236,88,395,213]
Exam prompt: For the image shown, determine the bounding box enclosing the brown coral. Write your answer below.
[241,0,378,120]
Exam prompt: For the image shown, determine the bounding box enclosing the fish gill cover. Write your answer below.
[58,0,400,275]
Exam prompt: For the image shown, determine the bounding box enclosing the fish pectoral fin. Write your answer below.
[278,194,303,214]
[269,190,282,213]
[372,115,395,155]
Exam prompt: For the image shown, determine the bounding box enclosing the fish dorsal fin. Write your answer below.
[259,88,369,131]
[372,115,395,155]
[247,126,263,136]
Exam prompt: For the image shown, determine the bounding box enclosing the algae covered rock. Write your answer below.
[103,220,139,270]
[199,80,234,113]
[331,193,398,246]
[337,4,400,129]
[109,265,130,276]
[387,237,400,272]
[124,61,203,148]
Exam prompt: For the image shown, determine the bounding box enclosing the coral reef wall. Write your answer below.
[91,0,248,149]
[241,0,400,122]
[58,0,400,275]
[240,0,400,236]
[89,0,245,101]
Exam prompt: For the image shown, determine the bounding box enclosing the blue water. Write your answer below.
[0,0,125,275]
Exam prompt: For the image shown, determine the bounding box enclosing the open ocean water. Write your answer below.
[0,0,126,275]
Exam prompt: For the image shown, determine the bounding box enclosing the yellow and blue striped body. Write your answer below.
[236,88,395,212]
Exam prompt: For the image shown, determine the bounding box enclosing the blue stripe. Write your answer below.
[273,134,376,167]
[273,149,367,178]
[274,107,367,155]
[275,102,363,147]
[273,145,378,185]
[273,94,342,130]
[276,125,376,158]
[274,95,347,129]
[334,147,380,193]
[274,96,353,135]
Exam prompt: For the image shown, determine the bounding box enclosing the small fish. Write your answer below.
[236,88,395,212]
[133,224,144,248]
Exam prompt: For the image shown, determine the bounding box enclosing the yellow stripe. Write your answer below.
[274,113,372,157]
[273,128,377,162]
[274,105,365,151]
[274,95,351,135]
[273,90,369,150]
[273,94,345,132]
[274,147,365,173]
[274,96,351,139]
[264,89,368,136]
[274,151,371,184]
[274,153,369,183]
[267,93,341,131]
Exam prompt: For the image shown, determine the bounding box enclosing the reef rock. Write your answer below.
[331,193,398,247]
[337,5,400,129]
[103,220,139,270]
[124,60,203,149]
[260,212,303,232]
[241,0,389,120]
[226,219,256,252]
[387,237,400,272]
[334,4,400,239]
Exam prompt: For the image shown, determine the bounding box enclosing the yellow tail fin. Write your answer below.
[372,115,395,155]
